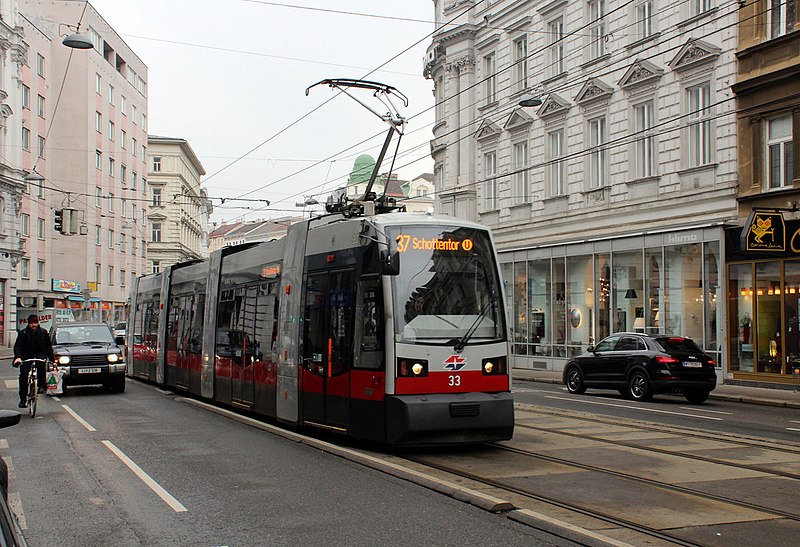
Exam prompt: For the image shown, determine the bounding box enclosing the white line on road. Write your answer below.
[4,379,17,389]
[101,440,187,513]
[544,395,723,420]
[678,406,733,415]
[786,427,800,432]
[790,420,800,424]
[61,404,97,432]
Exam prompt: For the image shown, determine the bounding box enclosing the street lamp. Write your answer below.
[518,97,543,108]
[60,24,94,49]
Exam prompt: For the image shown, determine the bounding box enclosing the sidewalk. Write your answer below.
[513,367,800,409]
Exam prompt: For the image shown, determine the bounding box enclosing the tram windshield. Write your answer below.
[387,225,505,345]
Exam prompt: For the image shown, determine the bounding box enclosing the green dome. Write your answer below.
[348,155,375,185]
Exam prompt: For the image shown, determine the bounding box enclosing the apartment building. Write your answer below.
[426,0,738,377]
[146,136,211,272]
[18,0,148,326]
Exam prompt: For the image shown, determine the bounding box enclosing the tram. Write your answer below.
[127,80,513,445]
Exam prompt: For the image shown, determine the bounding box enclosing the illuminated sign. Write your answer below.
[51,278,81,293]
[396,235,474,253]
[261,265,281,277]
[741,211,785,251]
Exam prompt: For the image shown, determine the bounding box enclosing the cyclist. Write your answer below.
[13,314,54,408]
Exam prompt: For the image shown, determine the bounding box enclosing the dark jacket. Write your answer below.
[14,326,54,362]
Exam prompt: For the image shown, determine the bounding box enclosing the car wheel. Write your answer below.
[684,390,710,404]
[113,376,126,393]
[628,370,653,402]
[565,366,586,394]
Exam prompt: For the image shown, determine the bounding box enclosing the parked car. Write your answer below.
[0,409,26,546]
[51,322,126,393]
[113,321,126,343]
[563,333,717,404]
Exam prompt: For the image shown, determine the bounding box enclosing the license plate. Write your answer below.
[683,361,702,368]
[78,367,101,374]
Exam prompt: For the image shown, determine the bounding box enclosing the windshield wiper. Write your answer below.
[452,294,497,352]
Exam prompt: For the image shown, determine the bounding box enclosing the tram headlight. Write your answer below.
[397,358,428,378]
[482,356,506,375]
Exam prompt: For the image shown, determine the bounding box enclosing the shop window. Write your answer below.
[613,250,644,334]
[528,260,552,356]
[646,249,662,333]
[664,244,703,339]
[567,255,594,356]
[785,261,800,374]
[703,242,721,355]
[596,254,611,341]
[514,262,527,354]
[552,258,567,357]
[756,261,782,373]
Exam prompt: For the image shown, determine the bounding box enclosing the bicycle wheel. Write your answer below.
[28,376,37,418]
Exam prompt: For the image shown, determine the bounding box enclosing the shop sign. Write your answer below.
[741,211,785,251]
[51,279,81,293]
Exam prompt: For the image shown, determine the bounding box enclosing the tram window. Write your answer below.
[256,282,278,359]
[189,294,205,354]
[302,271,355,377]
[354,276,384,370]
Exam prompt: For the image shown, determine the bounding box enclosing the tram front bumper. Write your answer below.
[386,392,514,446]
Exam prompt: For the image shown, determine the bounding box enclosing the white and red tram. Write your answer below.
[128,210,513,445]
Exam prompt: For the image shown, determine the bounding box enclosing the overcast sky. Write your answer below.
[88,0,438,224]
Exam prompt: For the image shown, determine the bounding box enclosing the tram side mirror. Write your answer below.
[380,248,400,276]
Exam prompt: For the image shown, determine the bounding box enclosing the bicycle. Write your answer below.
[21,358,48,418]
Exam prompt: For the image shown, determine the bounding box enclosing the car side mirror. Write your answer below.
[586,345,595,353]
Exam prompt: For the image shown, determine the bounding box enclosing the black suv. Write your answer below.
[563,333,717,404]
[51,322,126,393]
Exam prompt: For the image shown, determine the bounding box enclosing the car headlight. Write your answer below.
[107,354,120,363]
[57,355,70,365]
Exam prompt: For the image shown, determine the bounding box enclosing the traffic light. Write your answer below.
[54,209,63,233]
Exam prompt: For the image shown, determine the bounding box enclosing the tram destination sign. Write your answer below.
[395,235,474,253]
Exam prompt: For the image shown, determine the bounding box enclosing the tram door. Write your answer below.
[231,285,258,407]
[302,270,354,429]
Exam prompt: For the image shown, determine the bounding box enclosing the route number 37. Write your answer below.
[448,375,461,387]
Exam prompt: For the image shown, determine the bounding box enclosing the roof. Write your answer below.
[208,222,243,238]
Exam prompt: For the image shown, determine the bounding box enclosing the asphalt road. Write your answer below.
[0,377,573,547]
[513,381,800,443]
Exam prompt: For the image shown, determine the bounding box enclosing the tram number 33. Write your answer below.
[448,375,461,387]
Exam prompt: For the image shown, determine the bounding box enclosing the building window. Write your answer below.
[21,213,30,236]
[132,206,137,222]
[484,151,497,209]
[634,101,655,179]
[588,117,607,188]
[131,171,137,190]
[513,141,529,202]
[547,128,566,196]
[120,164,127,185]
[108,84,114,105]
[108,193,114,213]
[95,226,101,245]
[121,95,126,115]
[152,222,162,242]
[141,113,147,130]
[151,260,160,274]
[769,0,795,39]
[37,136,45,158]
[37,218,44,239]
[96,111,102,133]
[767,114,793,189]
[108,120,115,141]
[152,187,161,206]
[21,85,29,109]
[21,127,30,150]
[153,156,162,172]
[36,54,44,77]
[96,150,102,169]
[20,258,29,279]
[588,0,607,59]
[548,17,565,78]
[109,157,115,177]
[120,269,126,287]
[96,73,102,94]
[95,263,101,282]
[435,76,445,119]
[108,229,114,249]
[108,266,114,286]
[37,260,45,281]
[635,0,654,40]
[691,0,712,16]
[96,187,102,207]
[121,130,126,149]
[484,53,496,104]
[513,36,528,90]
[132,138,137,157]
[37,95,45,118]
[688,83,712,167]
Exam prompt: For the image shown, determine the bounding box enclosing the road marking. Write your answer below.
[4,379,17,389]
[7,492,26,529]
[102,440,187,512]
[786,427,800,432]
[0,439,7,449]
[544,395,723,420]
[513,387,560,394]
[61,405,97,432]
[790,420,800,424]
[678,406,732,415]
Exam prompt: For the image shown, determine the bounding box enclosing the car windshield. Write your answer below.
[387,225,505,345]
[115,322,126,330]
[55,325,115,344]
[655,337,703,353]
